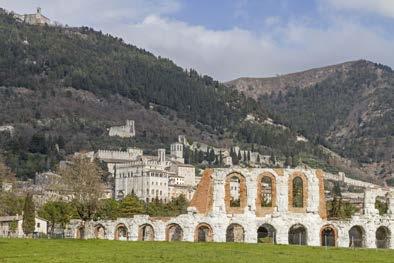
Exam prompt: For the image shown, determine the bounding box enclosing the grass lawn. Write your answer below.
[0,239,393,263]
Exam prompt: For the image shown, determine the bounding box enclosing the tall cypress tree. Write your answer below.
[22,192,36,236]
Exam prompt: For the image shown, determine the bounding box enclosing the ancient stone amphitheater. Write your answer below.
[68,168,394,249]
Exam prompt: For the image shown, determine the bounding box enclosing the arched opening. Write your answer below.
[76,226,85,239]
[320,225,336,247]
[229,176,241,207]
[348,226,365,248]
[226,223,245,242]
[195,223,213,242]
[257,224,276,244]
[288,224,307,245]
[94,224,105,239]
[138,224,155,241]
[261,176,273,207]
[376,226,390,249]
[114,224,128,241]
[225,173,247,213]
[292,177,304,208]
[166,223,183,241]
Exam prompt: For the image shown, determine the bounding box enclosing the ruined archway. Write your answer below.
[257,224,276,244]
[226,223,245,242]
[320,225,337,247]
[76,226,85,239]
[94,224,106,239]
[166,223,183,241]
[225,173,247,214]
[288,172,308,212]
[376,226,390,249]
[138,224,155,241]
[256,173,276,217]
[288,224,307,245]
[349,225,365,248]
[114,224,128,241]
[195,223,213,242]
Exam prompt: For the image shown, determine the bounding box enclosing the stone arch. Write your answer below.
[166,223,183,241]
[348,225,365,248]
[194,223,213,242]
[320,225,337,247]
[114,223,128,241]
[76,225,85,239]
[225,172,247,214]
[288,172,308,212]
[226,223,245,242]
[138,224,155,241]
[256,172,276,217]
[94,224,106,239]
[376,226,390,249]
[288,224,307,245]
[257,223,276,244]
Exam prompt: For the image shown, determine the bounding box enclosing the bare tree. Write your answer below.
[58,156,105,221]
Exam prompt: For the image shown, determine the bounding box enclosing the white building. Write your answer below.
[109,120,135,138]
[0,215,47,237]
[13,8,51,25]
[114,147,196,202]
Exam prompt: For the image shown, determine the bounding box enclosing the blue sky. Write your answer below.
[1,0,394,81]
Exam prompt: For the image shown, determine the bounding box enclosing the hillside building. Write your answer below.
[109,120,135,138]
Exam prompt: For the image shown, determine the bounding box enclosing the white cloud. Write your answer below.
[324,0,394,18]
[0,0,181,26]
[113,15,394,81]
[1,0,394,81]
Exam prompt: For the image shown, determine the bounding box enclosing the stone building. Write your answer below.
[13,8,51,25]
[109,120,135,138]
[68,167,394,249]
[113,148,196,202]
[0,215,48,237]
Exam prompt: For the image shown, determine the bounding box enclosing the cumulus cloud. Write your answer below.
[1,0,394,81]
[324,0,394,18]
[0,0,181,26]
[112,15,394,81]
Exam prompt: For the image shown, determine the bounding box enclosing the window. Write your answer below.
[292,177,304,208]
[261,176,272,207]
[37,223,40,228]
[230,176,241,207]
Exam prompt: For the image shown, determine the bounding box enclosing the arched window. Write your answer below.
[257,224,276,244]
[230,176,241,207]
[349,226,365,248]
[195,223,213,242]
[321,225,336,247]
[138,224,155,241]
[166,224,183,241]
[288,224,307,245]
[226,223,245,242]
[114,224,128,241]
[94,224,105,239]
[261,176,273,207]
[376,226,390,249]
[292,177,304,208]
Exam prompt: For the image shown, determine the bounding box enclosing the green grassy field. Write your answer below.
[0,239,393,263]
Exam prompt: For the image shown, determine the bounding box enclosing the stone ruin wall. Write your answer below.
[67,168,394,249]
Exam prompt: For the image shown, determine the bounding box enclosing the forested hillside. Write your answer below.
[0,10,384,183]
[229,61,393,181]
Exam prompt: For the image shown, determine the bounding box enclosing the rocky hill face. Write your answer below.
[227,60,393,182]
[226,61,358,99]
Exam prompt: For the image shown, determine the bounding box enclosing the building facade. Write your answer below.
[68,168,394,249]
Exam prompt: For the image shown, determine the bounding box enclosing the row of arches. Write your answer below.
[77,223,391,248]
[226,172,307,212]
